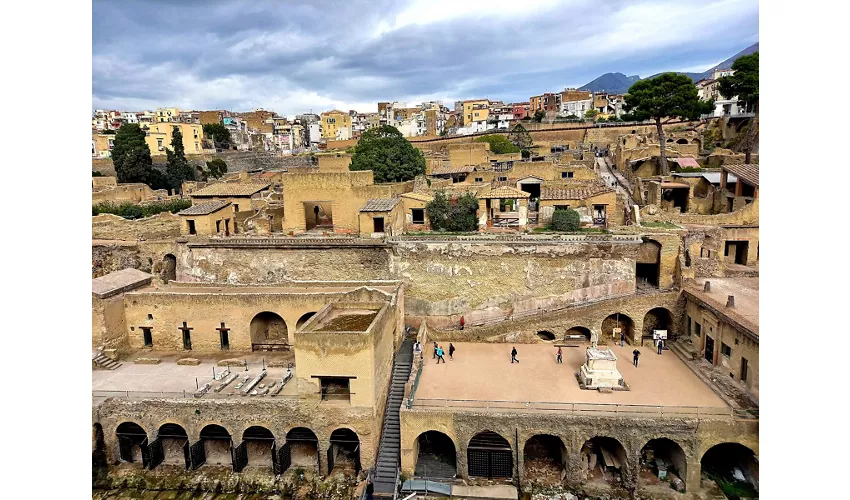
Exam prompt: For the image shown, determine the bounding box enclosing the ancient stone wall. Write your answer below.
[92,213,182,241]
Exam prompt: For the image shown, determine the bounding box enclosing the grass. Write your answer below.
[641,221,680,229]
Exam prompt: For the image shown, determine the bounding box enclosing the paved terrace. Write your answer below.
[93,351,297,406]
[411,342,727,415]
[685,277,758,335]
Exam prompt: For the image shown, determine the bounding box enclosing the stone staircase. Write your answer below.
[92,352,122,370]
[373,337,414,496]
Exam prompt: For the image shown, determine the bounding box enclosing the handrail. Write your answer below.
[92,390,299,400]
[407,398,757,420]
[406,361,424,409]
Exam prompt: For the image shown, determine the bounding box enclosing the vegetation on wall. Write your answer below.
[624,73,714,175]
[474,134,520,154]
[92,171,104,177]
[426,191,479,232]
[202,123,232,150]
[349,125,426,183]
[198,158,228,181]
[551,208,581,231]
[92,199,192,219]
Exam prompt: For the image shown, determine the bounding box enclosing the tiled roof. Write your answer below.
[430,164,476,175]
[670,157,701,168]
[360,198,401,212]
[400,192,434,202]
[190,182,270,197]
[722,163,759,187]
[478,186,531,199]
[540,186,613,201]
[178,200,232,215]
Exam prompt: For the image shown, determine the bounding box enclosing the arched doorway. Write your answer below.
[643,308,673,340]
[639,438,687,491]
[701,443,758,497]
[329,428,361,475]
[250,312,289,349]
[157,423,190,468]
[566,326,591,341]
[676,138,689,144]
[636,240,662,288]
[579,437,627,485]
[115,422,148,465]
[285,427,320,471]
[602,314,634,343]
[241,426,275,470]
[468,431,512,479]
[296,312,317,331]
[162,254,176,283]
[415,431,457,479]
[536,330,556,341]
[523,434,566,485]
[196,424,232,468]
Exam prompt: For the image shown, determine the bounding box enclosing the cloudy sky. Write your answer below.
[92,0,758,117]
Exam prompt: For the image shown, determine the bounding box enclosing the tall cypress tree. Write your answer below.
[165,126,195,192]
[112,124,153,183]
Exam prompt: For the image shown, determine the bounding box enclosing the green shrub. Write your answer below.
[551,208,580,231]
[92,199,192,219]
[474,135,520,154]
[92,171,104,177]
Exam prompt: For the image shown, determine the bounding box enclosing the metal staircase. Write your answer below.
[372,337,414,496]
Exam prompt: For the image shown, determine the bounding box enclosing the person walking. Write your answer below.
[511,346,519,363]
[433,341,438,359]
[449,343,455,361]
[657,339,663,355]
[633,348,641,367]
[620,331,625,347]
[460,316,465,330]
[556,346,563,364]
[436,346,446,364]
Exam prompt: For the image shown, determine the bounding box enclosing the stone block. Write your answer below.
[134,357,160,365]
[103,348,119,361]
[218,358,247,367]
[177,358,201,366]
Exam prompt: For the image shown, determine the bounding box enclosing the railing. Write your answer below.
[492,216,519,227]
[406,360,424,409]
[251,343,291,352]
[407,398,757,420]
[93,390,299,400]
[391,234,642,243]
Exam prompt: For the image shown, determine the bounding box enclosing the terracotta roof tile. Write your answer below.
[478,186,531,199]
[360,198,401,212]
[178,200,232,215]
[190,182,271,197]
[540,186,613,201]
[722,163,759,187]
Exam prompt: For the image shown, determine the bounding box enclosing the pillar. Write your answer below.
[478,199,488,228]
[518,198,528,227]
[686,458,702,492]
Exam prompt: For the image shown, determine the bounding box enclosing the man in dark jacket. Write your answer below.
[449,343,456,360]
[511,346,519,363]
[633,349,641,367]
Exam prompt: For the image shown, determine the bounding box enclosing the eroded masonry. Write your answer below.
[93,121,758,499]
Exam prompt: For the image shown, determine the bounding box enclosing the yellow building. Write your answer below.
[462,99,489,126]
[144,122,204,155]
[188,182,272,213]
[177,200,237,236]
[321,110,352,140]
[92,133,114,158]
[154,107,180,122]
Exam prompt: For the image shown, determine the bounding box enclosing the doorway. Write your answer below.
[724,241,750,265]
[220,331,229,350]
[224,219,230,236]
[142,327,153,347]
[187,220,196,235]
[373,217,385,233]
[705,336,715,364]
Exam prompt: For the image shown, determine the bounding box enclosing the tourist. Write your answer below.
[436,345,446,364]
[366,478,374,500]
[657,339,663,355]
[620,331,625,347]
[556,346,562,364]
[460,316,465,330]
[633,348,641,367]
[433,341,438,359]
[511,346,519,363]
[449,343,455,360]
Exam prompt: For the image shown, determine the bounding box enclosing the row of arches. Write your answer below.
[535,309,674,343]
[249,311,317,346]
[411,430,757,493]
[110,422,359,475]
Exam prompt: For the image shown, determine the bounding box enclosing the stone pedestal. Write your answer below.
[579,348,625,390]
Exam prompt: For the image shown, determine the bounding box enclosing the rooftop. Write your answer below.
[430,164,476,176]
[413,342,727,410]
[684,277,759,337]
[177,200,232,216]
[400,192,434,202]
[190,182,271,197]
[478,185,530,199]
[92,268,153,299]
[540,186,612,201]
[722,163,759,187]
[360,198,401,212]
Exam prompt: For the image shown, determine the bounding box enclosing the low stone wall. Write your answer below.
[92,213,182,241]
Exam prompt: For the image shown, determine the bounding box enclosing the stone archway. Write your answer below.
[643,307,673,339]
[537,330,556,341]
[157,423,189,467]
[250,312,289,347]
[523,434,567,485]
[93,423,106,467]
[296,311,317,331]
[415,431,457,479]
[329,428,361,475]
[636,240,662,288]
[242,426,275,468]
[579,436,628,485]
[199,424,232,467]
[639,438,687,492]
[286,427,320,470]
[115,422,148,464]
[468,431,512,479]
[565,326,591,341]
[602,314,634,343]
[701,443,758,497]
[676,138,689,144]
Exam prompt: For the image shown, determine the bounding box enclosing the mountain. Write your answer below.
[579,42,759,94]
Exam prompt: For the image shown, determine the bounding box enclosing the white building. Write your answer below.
[560,98,593,118]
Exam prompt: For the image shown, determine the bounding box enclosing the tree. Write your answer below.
[475,134,520,154]
[585,109,599,120]
[203,123,231,149]
[508,124,533,152]
[165,126,195,191]
[198,158,228,181]
[112,124,153,184]
[551,208,581,231]
[447,193,479,232]
[624,73,714,175]
[349,125,426,183]
[532,110,545,122]
[426,191,451,231]
[718,52,759,163]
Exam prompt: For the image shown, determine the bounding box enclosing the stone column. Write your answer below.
[478,199,488,228]
[518,199,528,227]
[686,458,702,492]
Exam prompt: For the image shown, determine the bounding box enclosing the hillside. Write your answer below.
[580,42,759,93]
